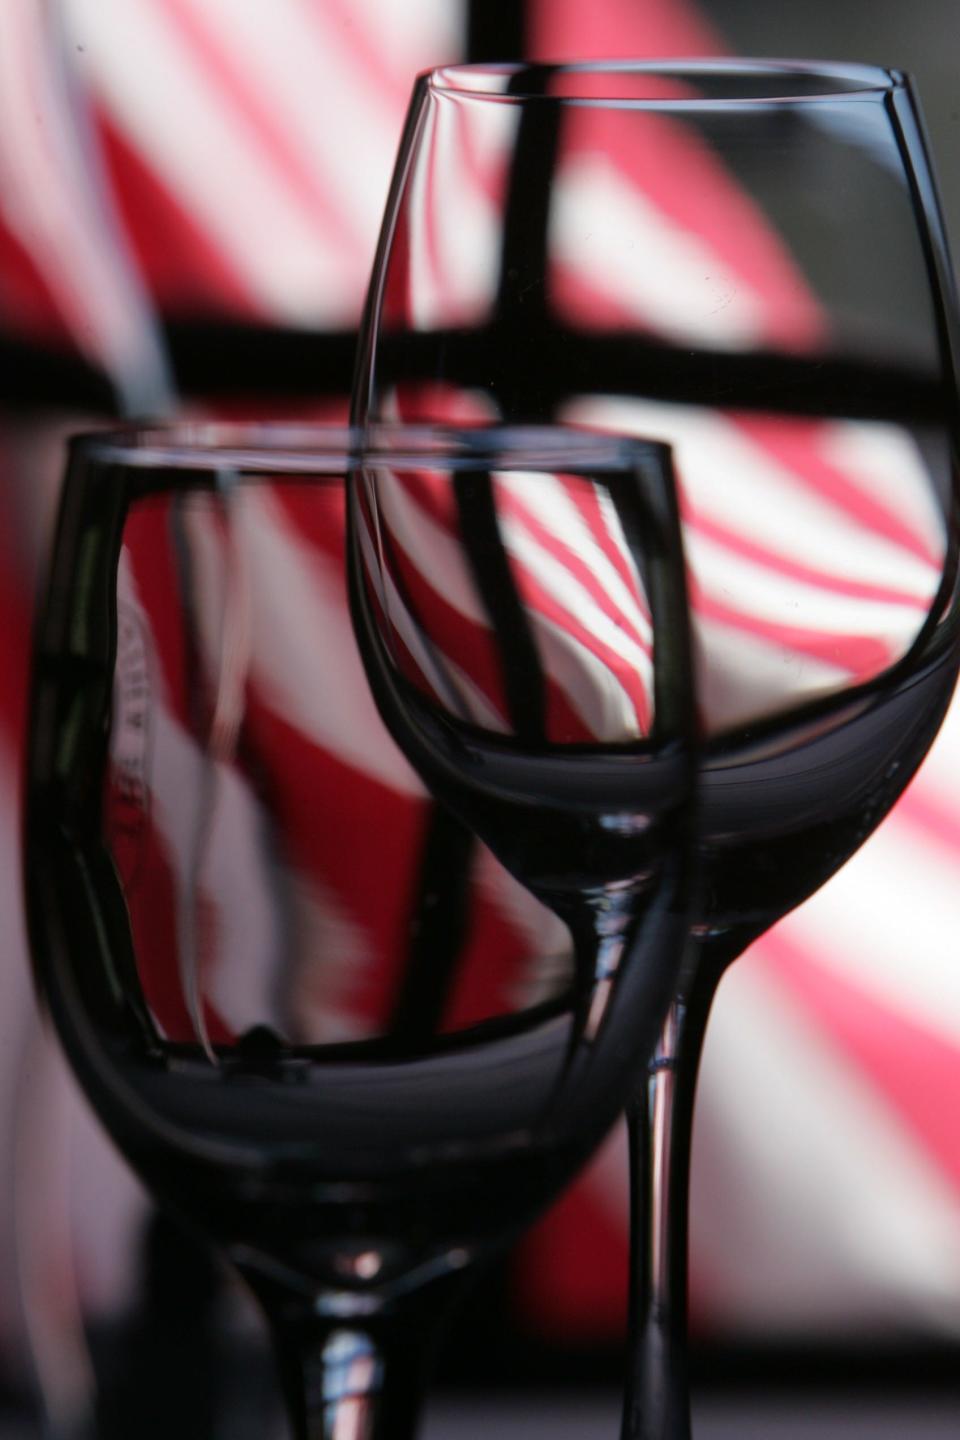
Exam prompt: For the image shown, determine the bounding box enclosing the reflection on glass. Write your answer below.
[106,479,578,1052]
[355,60,960,1440]
[355,462,655,743]
[26,424,696,1440]
[566,402,949,730]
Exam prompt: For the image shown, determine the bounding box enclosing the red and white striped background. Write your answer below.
[1,1,959,1416]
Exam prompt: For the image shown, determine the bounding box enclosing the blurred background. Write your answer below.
[2,0,960,1435]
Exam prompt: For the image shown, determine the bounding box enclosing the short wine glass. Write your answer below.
[25,421,697,1440]
[353,60,960,1438]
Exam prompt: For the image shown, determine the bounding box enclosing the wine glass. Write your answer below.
[352,60,960,1438]
[25,420,697,1440]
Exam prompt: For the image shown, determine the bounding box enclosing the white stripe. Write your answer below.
[347,0,465,78]
[357,502,510,731]
[371,464,655,737]
[432,90,514,322]
[692,616,848,730]
[408,93,515,329]
[499,512,654,682]
[65,1071,148,1318]
[117,548,286,1037]
[280,873,380,1045]
[0,0,167,402]
[822,420,949,563]
[64,0,357,322]
[177,0,396,253]
[687,526,929,651]
[436,653,512,732]
[357,503,465,718]
[561,397,944,601]
[690,960,960,1334]
[234,489,428,797]
[911,685,960,813]
[531,607,649,741]
[124,515,411,1046]
[407,96,442,328]
[551,156,767,349]
[499,518,654,738]
[474,847,574,1010]
[366,463,488,624]
[495,471,653,647]
[780,803,960,1051]
[368,484,650,742]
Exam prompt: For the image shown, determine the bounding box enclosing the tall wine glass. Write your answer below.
[25,421,696,1440]
[352,61,960,1438]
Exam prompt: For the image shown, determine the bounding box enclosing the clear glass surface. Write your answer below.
[25,421,696,1440]
[354,60,960,1440]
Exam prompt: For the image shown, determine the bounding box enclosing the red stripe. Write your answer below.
[528,0,824,352]
[104,776,233,1045]
[558,107,825,352]
[0,444,33,748]
[684,499,932,611]
[566,480,653,624]
[259,480,470,729]
[383,203,413,329]
[377,473,652,739]
[515,1138,628,1342]
[539,655,614,745]
[734,414,941,569]
[0,214,75,345]
[450,81,511,207]
[516,1131,722,1338]
[260,481,348,563]
[895,776,960,862]
[241,688,430,1033]
[393,381,501,424]
[498,479,652,653]
[241,691,557,1042]
[388,463,461,532]
[526,0,834,357]
[382,527,511,723]
[440,859,554,1032]
[529,0,726,60]
[280,462,651,740]
[385,571,595,744]
[356,518,459,716]
[380,603,456,716]
[365,464,653,665]
[494,484,655,736]
[692,580,896,683]
[95,110,263,320]
[506,549,653,738]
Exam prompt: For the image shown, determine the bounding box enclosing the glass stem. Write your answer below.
[248,1274,458,1440]
[621,970,716,1440]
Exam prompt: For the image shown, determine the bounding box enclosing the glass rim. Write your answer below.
[70,421,673,476]
[426,58,906,105]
